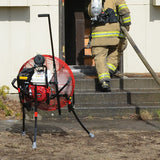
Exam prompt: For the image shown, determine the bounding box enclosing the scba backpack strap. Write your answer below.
[95,8,118,25]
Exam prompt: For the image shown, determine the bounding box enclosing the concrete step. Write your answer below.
[70,65,160,91]
[74,90,160,107]
[74,78,160,92]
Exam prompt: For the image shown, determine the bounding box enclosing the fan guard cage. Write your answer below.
[19,55,75,111]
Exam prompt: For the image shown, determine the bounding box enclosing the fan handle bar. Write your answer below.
[38,14,49,17]
[38,14,61,115]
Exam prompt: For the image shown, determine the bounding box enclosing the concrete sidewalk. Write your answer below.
[1,118,160,134]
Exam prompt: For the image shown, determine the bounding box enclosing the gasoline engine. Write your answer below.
[16,55,52,107]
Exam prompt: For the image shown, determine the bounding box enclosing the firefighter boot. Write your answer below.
[101,80,111,92]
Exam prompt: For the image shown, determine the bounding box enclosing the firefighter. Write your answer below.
[88,0,131,91]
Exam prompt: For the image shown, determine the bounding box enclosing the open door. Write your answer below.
[62,0,94,66]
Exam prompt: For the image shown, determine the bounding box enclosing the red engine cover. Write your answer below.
[29,84,48,102]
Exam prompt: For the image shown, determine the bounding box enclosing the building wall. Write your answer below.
[125,0,160,73]
[0,0,160,93]
[0,0,59,93]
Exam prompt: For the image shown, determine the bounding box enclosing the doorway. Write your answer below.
[65,0,91,65]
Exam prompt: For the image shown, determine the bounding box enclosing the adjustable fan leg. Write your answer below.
[32,85,38,149]
[32,107,38,149]
[22,106,26,135]
[32,113,37,149]
[68,101,94,138]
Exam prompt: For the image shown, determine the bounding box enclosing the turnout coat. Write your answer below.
[88,0,131,47]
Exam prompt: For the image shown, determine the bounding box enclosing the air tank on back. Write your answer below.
[91,0,102,21]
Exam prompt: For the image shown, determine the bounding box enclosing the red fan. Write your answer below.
[11,14,94,149]
[19,55,75,111]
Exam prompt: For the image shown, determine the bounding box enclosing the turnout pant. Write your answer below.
[92,45,120,82]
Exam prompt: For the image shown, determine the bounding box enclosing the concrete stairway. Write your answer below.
[69,65,160,119]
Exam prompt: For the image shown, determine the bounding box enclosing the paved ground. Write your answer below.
[1,118,160,160]
[1,118,160,134]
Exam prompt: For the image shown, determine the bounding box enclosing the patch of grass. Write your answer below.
[15,113,21,117]
[156,110,160,120]
[0,85,9,98]
[0,99,12,116]
[140,110,153,120]
[0,99,6,110]
[0,85,12,117]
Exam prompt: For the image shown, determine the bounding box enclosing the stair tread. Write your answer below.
[75,89,160,93]
[74,104,160,108]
